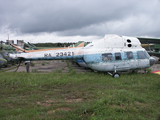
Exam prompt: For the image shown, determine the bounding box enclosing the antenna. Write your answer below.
[8,33,9,40]
[104,22,108,34]
[3,28,10,40]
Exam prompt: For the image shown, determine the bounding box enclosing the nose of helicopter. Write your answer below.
[0,61,5,66]
[149,57,156,66]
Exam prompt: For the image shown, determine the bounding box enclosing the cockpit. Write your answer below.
[3,51,9,57]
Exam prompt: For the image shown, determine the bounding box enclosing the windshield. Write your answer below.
[137,51,149,59]
[144,50,150,58]
[3,51,8,56]
[0,53,2,58]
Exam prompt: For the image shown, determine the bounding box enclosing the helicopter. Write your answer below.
[0,41,14,64]
[0,53,7,68]
[9,34,156,77]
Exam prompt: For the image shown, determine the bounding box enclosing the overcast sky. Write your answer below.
[0,0,160,43]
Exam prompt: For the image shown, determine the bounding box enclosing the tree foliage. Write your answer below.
[33,42,76,47]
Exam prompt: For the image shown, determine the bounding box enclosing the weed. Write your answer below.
[30,62,35,66]
[32,69,38,72]
[54,69,62,73]
[57,69,62,73]
[42,62,45,66]
[66,61,76,74]
[71,61,75,65]
[146,68,152,73]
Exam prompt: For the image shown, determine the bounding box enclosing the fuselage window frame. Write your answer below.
[126,51,133,59]
[144,50,150,58]
[115,52,122,60]
[102,53,113,61]
[137,51,147,59]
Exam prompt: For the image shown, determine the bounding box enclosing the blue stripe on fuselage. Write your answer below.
[76,59,84,62]
[83,51,140,64]
[17,55,84,61]
[84,54,102,64]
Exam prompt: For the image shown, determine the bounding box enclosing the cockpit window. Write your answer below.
[115,52,122,60]
[137,51,147,59]
[102,53,113,61]
[0,53,2,58]
[144,51,150,58]
[3,51,8,56]
[126,51,133,59]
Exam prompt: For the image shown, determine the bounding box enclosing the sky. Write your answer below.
[0,0,160,43]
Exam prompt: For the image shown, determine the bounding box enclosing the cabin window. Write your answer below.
[126,52,133,59]
[102,53,113,61]
[137,51,147,59]
[115,52,121,60]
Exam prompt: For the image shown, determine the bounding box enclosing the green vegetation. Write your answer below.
[66,60,76,74]
[0,72,160,120]
[0,66,18,73]
[33,42,76,48]
[30,62,35,67]
[33,41,90,48]
[31,69,38,73]
[41,62,45,66]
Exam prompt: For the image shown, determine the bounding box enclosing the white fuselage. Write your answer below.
[9,34,155,72]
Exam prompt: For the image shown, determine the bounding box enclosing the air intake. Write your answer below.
[127,39,131,43]
[128,44,132,47]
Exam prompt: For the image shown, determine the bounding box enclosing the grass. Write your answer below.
[66,60,76,74]
[0,72,160,120]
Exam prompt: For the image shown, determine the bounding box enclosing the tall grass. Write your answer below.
[0,72,160,120]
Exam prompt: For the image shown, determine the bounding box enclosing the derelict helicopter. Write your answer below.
[9,34,156,77]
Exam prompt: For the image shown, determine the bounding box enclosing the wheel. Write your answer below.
[112,72,120,78]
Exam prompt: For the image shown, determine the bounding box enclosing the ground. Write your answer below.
[3,60,92,73]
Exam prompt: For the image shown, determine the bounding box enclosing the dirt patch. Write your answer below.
[135,101,148,107]
[5,60,91,73]
[37,98,83,107]
[36,99,56,107]
[46,100,55,103]
[44,98,83,115]
[110,105,125,109]
[37,101,51,107]
[47,107,70,114]
[65,98,83,103]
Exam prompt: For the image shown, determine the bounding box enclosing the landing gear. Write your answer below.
[112,66,120,78]
[106,66,121,78]
[112,72,120,78]
[107,72,120,78]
